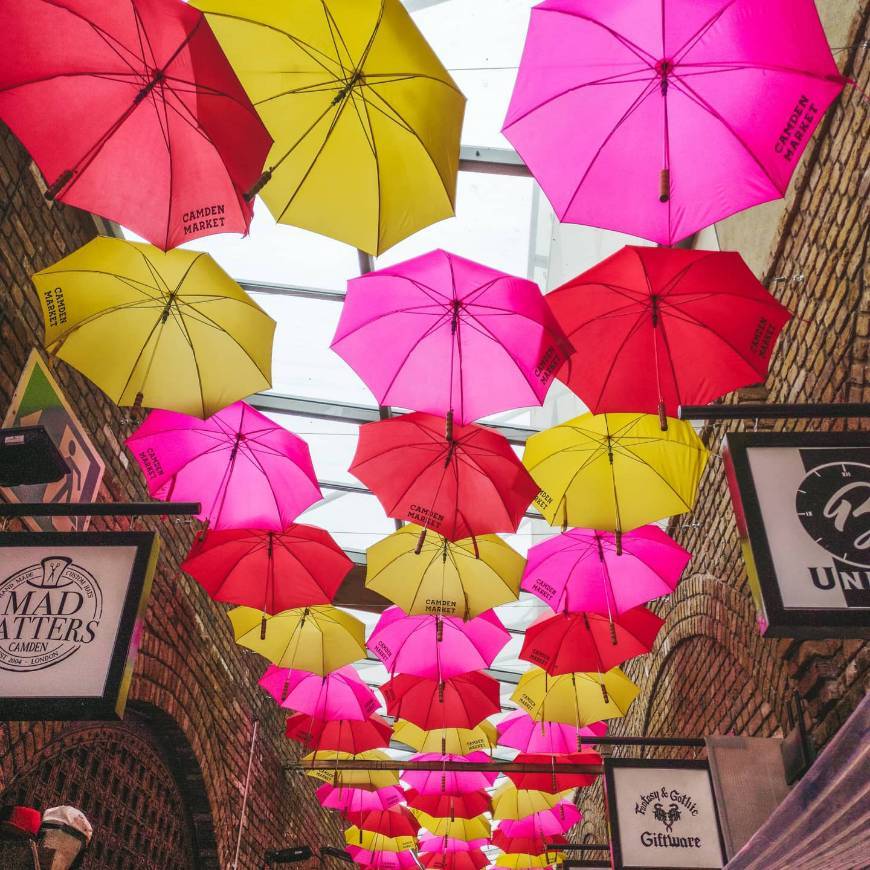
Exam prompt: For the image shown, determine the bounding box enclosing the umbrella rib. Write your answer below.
[537,7,657,65]
[319,1,355,81]
[668,75,784,195]
[375,315,453,404]
[671,0,739,65]
[561,77,660,220]
[130,1,158,72]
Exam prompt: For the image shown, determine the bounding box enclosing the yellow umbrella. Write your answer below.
[344,826,416,852]
[33,236,274,417]
[228,606,365,674]
[523,413,708,547]
[491,783,572,821]
[194,0,465,255]
[366,525,524,618]
[496,854,564,869]
[409,810,490,842]
[302,750,399,789]
[511,668,639,726]
[392,719,498,755]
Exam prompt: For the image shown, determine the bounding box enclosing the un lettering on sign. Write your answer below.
[605,759,725,870]
[0,531,158,719]
[724,431,870,638]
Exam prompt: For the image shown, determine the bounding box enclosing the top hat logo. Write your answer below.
[37,556,73,588]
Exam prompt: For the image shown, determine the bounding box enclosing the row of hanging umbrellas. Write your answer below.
[0,0,845,252]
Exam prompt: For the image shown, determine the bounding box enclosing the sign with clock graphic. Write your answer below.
[724,431,870,638]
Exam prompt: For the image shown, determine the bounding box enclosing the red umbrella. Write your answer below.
[351,412,539,542]
[285,715,393,754]
[504,752,602,793]
[345,808,421,840]
[548,247,791,425]
[381,673,501,730]
[520,607,663,675]
[405,790,492,821]
[419,851,489,870]
[0,0,271,250]
[492,833,567,855]
[182,524,352,613]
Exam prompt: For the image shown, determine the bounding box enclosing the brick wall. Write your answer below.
[576,3,869,845]
[0,123,345,868]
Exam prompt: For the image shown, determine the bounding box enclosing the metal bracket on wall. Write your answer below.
[679,402,870,421]
[781,691,816,785]
[0,501,201,517]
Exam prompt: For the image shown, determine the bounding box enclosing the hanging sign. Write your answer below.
[604,759,725,869]
[0,531,159,719]
[724,431,870,638]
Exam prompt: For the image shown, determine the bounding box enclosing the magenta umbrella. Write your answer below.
[497,710,607,754]
[419,837,490,854]
[259,665,379,721]
[402,753,499,796]
[127,401,321,530]
[504,0,845,246]
[346,848,419,870]
[332,249,572,426]
[522,526,690,618]
[368,607,510,679]
[496,803,581,838]
[317,785,406,814]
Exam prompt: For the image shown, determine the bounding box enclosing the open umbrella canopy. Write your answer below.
[418,836,491,854]
[34,238,274,417]
[183,523,351,613]
[229,606,365,673]
[193,0,465,255]
[368,607,510,679]
[504,752,602,793]
[497,711,607,754]
[393,720,498,756]
[344,808,420,841]
[523,412,708,537]
[547,247,792,419]
[496,804,581,839]
[512,668,640,726]
[285,714,392,754]
[493,833,567,855]
[407,791,493,822]
[522,526,690,617]
[0,0,272,250]
[520,607,664,675]
[352,412,540,541]
[317,785,405,814]
[304,751,400,789]
[381,672,501,730]
[332,249,572,423]
[259,665,378,720]
[344,824,420,852]
[495,854,563,869]
[410,811,491,842]
[402,753,499,797]
[503,0,844,246]
[491,783,572,821]
[127,401,321,530]
[366,525,524,619]
[346,847,419,870]
[419,850,490,870]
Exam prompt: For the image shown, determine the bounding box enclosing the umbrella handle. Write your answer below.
[658,400,668,431]
[415,527,428,555]
[245,169,272,202]
[659,168,670,202]
[445,409,454,442]
[599,680,610,705]
[614,528,622,556]
[260,614,268,640]
[609,619,618,646]
[45,169,74,201]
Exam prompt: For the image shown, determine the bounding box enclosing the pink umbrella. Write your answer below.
[402,753,499,796]
[346,848,419,870]
[497,711,607,754]
[127,401,321,530]
[368,607,510,678]
[316,785,406,814]
[332,249,572,425]
[496,803,581,838]
[259,665,379,721]
[504,0,845,246]
[522,526,690,617]
[419,837,490,854]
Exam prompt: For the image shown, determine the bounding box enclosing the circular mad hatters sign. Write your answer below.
[0,555,102,672]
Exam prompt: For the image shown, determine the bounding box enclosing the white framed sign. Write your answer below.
[724,431,870,638]
[0,531,159,719]
[605,759,725,870]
